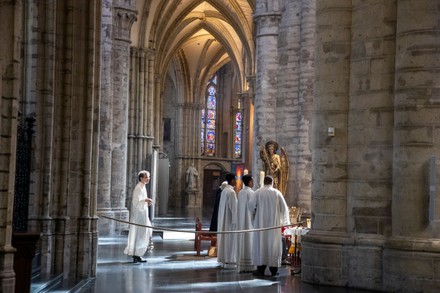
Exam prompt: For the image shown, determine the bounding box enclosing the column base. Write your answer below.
[302,231,440,292]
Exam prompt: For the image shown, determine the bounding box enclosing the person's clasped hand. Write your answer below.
[145,198,154,206]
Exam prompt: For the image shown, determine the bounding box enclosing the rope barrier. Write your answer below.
[100,215,296,235]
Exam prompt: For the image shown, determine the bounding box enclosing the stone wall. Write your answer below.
[302,0,440,291]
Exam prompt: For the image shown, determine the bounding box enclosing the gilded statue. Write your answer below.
[260,140,289,195]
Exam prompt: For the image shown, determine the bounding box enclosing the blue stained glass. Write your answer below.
[207,96,216,109]
[235,110,242,158]
[202,73,218,157]
[235,144,241,157]
[208,85,216,96]
[206,144,215,156]
[206,131,215,142]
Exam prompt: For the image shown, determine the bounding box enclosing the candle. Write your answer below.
[259,171,265,188]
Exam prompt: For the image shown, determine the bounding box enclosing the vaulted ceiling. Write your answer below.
[131,0,255,97]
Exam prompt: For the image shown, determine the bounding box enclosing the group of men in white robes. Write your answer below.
[217,173,290,277]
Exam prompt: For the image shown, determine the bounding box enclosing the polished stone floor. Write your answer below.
[84,209,377,293]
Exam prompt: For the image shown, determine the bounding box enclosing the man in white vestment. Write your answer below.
[236,174,255,272]
[124,170,154,263]
[249,175,290,277]
[217,173,238,269]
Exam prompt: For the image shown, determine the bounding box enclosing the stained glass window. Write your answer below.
[234,111,242,158]
[201,74,217,156]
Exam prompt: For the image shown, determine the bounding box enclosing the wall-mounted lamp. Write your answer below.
[328,127,335,137]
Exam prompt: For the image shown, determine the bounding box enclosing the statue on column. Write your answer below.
[185,164,199,191]
[260,141,289,195]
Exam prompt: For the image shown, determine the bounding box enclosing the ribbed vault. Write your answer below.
[132,0,255,102]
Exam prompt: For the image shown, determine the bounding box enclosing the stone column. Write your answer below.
[392,0,440,238]
[295,0,315,213]
[302,0,352,286]
[174,103,185,208]
[347,0,396,236]
[385,1,440,291]
[96,0,115,235]
[109,6,136,234]
[309,0,351,233]
[252,0,281,185]
[127,47,156,204]
[0,0,22,291]
[276,0,300,201]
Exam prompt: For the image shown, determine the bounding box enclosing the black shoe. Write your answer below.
[133,256,147,263]
[252,270,265,277]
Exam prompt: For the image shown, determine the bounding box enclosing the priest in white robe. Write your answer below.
[249,175,290,277]
[236,174,255,272]
[217,173,238,269]
[124,170,153,263]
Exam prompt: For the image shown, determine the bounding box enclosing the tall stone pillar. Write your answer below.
[97,0,115,235]
[385,0,440,291]
[276,0,301,196]
[252,0,281,185]
[392,0,440,238]
[127,47,156,202]
[110,6,137,233]
[275,0,315,209]
[0,0,22,291]
[97,3,137,235]
[309,0,351,232]
[295,0,315,213]
[302,0,352,287]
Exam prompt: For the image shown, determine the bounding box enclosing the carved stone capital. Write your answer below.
[113,7,137,42]
[253,13,281,37]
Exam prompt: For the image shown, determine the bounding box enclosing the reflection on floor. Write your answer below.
[83,209,377,293]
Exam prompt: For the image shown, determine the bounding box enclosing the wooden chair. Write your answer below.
[194,217,217,256]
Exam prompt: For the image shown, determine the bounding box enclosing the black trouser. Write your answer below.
[257,265,278,276]
[282,236,288,260]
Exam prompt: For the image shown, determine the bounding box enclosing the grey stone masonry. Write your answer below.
[253,0,315,214]
[276,0,315,213]
[97,0,116,235]
[0,0,22,291]
[0,0,103,288]
[97,4,137,235]
[252,0,281,186]
[302,0,440,292]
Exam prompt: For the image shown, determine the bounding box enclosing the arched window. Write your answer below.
[201,74,217,156]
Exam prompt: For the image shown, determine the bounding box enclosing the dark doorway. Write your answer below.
[203,168,225,210]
